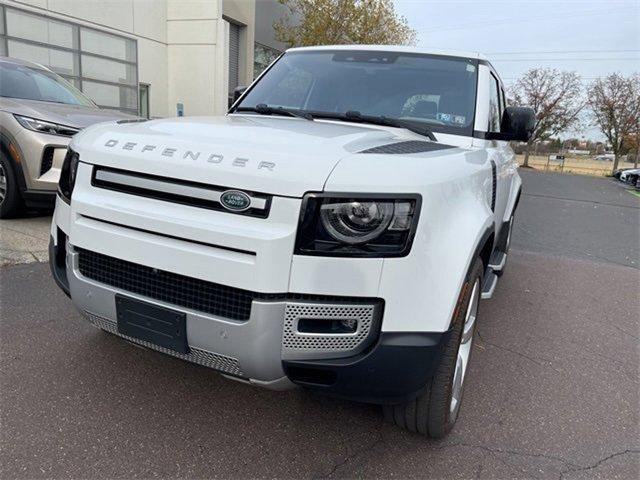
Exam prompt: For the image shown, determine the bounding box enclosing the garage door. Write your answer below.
[228,22,240,98]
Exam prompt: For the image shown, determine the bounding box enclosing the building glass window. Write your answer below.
[7,40,79,76]
[6,8,77,49]
[0,5,138,115]
[80,28,136,63]
[254,43,281,79]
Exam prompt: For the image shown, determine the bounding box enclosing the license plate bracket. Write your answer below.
[116,295,188,354]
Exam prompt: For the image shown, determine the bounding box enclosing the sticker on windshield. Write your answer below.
[437,113,466,125]
[466,64,476,73]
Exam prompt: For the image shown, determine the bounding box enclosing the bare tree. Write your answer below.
[588,73,640,172]
[274,0,416,48]
[510,68,584,167]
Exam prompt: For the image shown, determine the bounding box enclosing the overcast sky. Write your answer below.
[393,0,639,140]
[394,0,639,84]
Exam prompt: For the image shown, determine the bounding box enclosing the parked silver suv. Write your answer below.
[0,56,134,218]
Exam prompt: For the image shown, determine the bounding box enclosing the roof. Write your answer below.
[286,45,488,61]
[0,55,51,71]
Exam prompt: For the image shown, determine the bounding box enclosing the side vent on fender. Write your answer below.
[360,141,455,154]
[490,160,497,212]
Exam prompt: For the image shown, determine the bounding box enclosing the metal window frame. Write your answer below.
[138,82,150,118]
[0,4,139,113]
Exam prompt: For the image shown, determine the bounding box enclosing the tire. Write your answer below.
[0,153,24,219]
[383,258,484,438]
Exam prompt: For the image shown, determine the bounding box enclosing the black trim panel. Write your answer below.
[49,233,70,298]
[283,330,452,405]
[22,190,56,209]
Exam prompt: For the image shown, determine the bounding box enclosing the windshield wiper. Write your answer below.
[316,111,437,141]
[236,104,314,121]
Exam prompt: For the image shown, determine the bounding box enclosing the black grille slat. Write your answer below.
[92,167,272,218]
[360,140,455,154]
[77,248,268,320]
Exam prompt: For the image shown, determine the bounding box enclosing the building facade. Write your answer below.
[0,0,289,118]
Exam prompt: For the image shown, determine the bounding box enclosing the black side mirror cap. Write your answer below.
[485,106,535,142]
[503,106,535,141]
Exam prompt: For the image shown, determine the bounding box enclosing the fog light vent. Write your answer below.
[282,301,382,360]
[298,318,358,334]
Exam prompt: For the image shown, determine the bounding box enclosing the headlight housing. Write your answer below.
[58,147,80,203]
[295,193,421,257]
[15,115,80,137]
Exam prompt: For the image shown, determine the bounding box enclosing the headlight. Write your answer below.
[295,194,421,257]
[58,148,80,202]
[15,115,80,137]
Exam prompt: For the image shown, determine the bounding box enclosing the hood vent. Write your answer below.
[360,140,455,154]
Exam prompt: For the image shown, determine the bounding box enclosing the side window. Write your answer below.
[488,74,501,132]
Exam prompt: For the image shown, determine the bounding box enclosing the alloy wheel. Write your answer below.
[0,162,7,205]
[449,278,480,420]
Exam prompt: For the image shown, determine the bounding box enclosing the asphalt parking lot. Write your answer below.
[1,170,639,479]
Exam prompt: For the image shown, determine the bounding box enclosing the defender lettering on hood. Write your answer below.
[103,139,276,171]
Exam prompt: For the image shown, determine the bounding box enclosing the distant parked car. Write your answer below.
[613,168,634,180]
[620,168,640,186]
[0,56,136,218]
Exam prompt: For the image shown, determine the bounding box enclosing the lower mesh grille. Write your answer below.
[86,312,245,377]
[77,248,280,320]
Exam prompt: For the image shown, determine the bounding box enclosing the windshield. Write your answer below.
[0,60,95,107]
[236,50,479,136]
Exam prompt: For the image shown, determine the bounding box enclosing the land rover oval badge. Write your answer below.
[220,190,251,211]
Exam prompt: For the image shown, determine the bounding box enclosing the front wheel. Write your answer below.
[383,258,483,438]
[0,153,24,219]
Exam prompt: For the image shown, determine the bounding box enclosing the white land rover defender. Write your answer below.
[50,46,533,438]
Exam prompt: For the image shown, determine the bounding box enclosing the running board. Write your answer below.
[488,251,507,272]
[481,271,498,299]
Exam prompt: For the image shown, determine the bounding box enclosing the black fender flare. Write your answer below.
[0,130,28,192]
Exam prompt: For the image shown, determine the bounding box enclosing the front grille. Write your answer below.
[92,167,271,218]
[77,248,280,320]
[86,312,245,377]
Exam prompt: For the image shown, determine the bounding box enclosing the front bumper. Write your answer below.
[49,231,448,404]
[13,123,69,193]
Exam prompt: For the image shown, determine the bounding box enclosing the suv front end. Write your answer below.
[50,137,453,403]
[50,46,531,438]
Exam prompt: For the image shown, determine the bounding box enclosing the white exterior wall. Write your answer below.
[167,0,226,116]
[3,0,232,117]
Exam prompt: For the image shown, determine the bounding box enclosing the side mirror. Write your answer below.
[501,106,535,142]
[233,86,247,104]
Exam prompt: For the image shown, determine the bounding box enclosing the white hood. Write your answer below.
[72,114,457,197]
